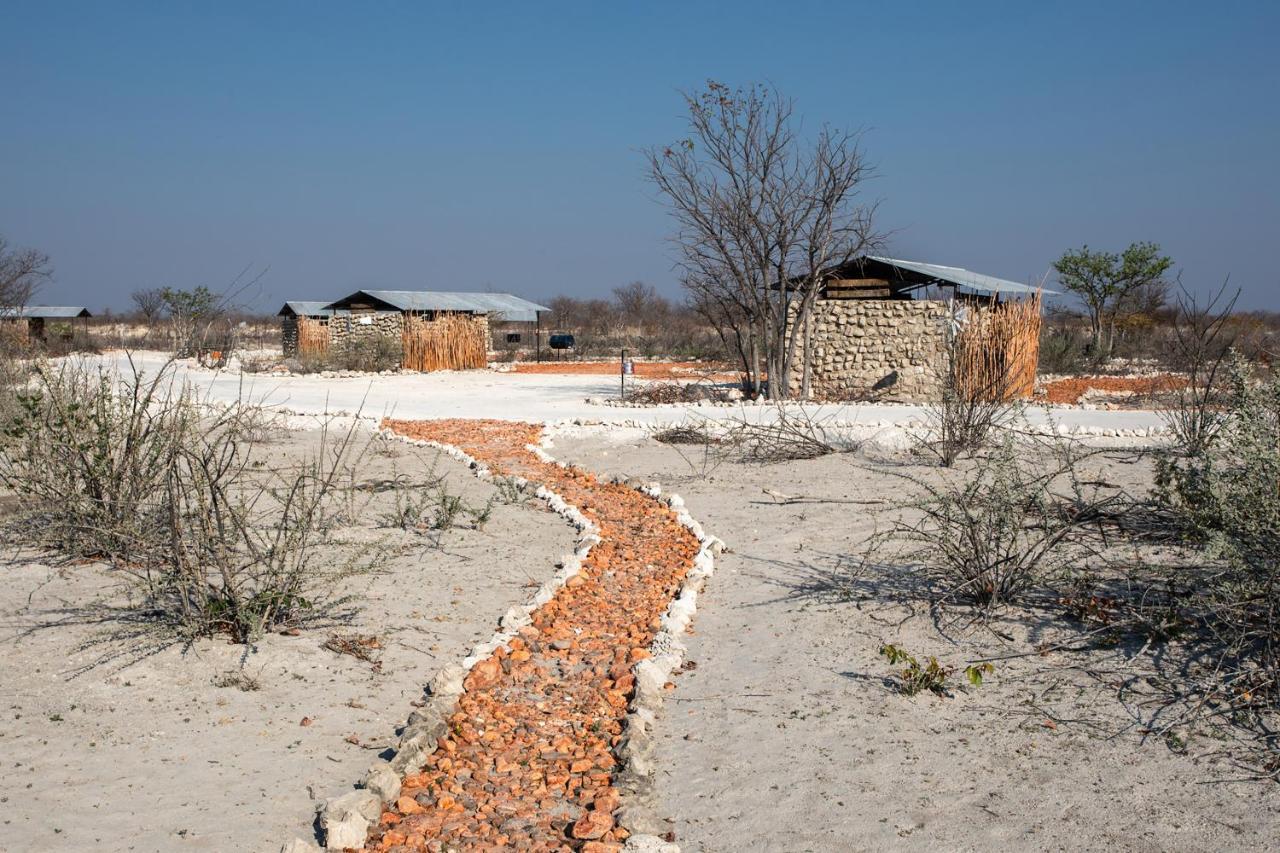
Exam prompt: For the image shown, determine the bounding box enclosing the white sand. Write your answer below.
[548,431,1280,852]
[0,430,575,852]
[81,350,1167,434]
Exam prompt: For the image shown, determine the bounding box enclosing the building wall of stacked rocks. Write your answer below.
[329,311,405,360]
[281,316,299,356]
[788,299,948,401]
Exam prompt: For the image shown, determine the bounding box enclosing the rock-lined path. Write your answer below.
[367,419,701,852]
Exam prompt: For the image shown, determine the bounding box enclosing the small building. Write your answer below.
[278,290,550,370]
[0,306,93,343]
[277,301,338,358]
[789,256,1051,401]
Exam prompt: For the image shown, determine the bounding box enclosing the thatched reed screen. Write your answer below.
[402,313,488,372]
[297,317,330,357]
[954,293,1042,401]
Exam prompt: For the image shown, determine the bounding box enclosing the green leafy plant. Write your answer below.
[879,644,993,696]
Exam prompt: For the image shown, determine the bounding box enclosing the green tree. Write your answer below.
[1052,242,1173,359]
[160,286,220,356]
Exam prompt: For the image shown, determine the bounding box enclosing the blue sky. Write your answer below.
[3,1,1278,311]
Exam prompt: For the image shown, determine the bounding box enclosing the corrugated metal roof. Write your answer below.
[0,306,92,319]
[337,290,551,322]
[278,301,335,317]
[868,257,1055,296]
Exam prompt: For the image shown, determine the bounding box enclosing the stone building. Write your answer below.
[277,290,549,369]
[787,257,1048,401]
[277,301,334,357]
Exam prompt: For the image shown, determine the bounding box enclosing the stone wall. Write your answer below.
[329,311,405,361]
[281,316,299,357]
[788,299,948,401]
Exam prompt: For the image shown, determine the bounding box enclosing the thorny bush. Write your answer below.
[0,358,366,642]
[889,435,1120,609]
[1156,357,1280,748]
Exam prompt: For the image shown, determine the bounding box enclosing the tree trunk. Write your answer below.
[801,307,813,400]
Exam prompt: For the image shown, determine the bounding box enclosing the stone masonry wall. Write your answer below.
[281,316,299,357]
[329,311,405,361]
[788,299,948,401]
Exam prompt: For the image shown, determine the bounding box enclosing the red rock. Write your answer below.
[396,795,424,815]
[572,810,615,840]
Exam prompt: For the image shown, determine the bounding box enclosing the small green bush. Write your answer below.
[879,644,993,695]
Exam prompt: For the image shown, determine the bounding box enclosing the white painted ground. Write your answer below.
[82,350,1168,434]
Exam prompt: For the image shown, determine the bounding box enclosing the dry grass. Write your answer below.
[403,313,487,372]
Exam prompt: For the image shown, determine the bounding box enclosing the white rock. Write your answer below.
[280,838,322,853]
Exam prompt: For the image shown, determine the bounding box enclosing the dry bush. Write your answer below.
[889,436,1121,609]
[1159,285,1240,455]
[920,337,1017,467]
[721,406,843,463]
[377,471,495,539]
[653,424,719,445]
[289,336,401,374]
[0,358,366,643]
[1154,360,1280,770]
[918,297,1042,467]
[626,379,733,405]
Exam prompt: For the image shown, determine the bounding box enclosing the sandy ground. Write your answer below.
[0,428,575,853]
[80,350,1168,434]
[547,429,1280,852]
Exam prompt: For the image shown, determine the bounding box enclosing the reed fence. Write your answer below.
[403,313,488,372]
[955,293,1042,401]
[297,317,330,357]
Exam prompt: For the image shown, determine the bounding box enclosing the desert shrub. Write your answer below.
[653,424,718,445]
[891,437,1118,609]
[1156,360,1280,718]
[1158,286,1240,455]
[290,337,401,373]
[0,358,364,642]
[720,405,841,462]
[378,472,497,538]
[1038,324,1093,374]
[0,359,199,559]
[919,323,1020,467]
[492,475,530,504]
[333,336,400,372]
[240,353,281,373]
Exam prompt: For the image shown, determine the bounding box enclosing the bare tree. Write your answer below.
[612,281,670,325]
[0,235,53,308]
[130,287,167,324]
[1159,282,1241,455]
[645,81,878,399]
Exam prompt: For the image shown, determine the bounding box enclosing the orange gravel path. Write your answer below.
[510,361,734,380]
[1038,374,1185,404]
[369,419,701,852]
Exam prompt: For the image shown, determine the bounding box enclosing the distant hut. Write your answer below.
[0,306,92,344]
[277,301,336,358]
[279,290,549,370]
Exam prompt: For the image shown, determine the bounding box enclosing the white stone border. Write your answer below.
[288,424,720,853]
[545,414,1169,442]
